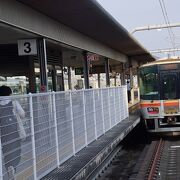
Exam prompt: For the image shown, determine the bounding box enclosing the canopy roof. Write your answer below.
[17,0,155,62]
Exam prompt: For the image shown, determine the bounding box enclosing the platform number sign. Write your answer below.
[18,39,37,56]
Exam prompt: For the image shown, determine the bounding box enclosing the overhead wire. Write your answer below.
[161,0,175,36]
[161,0,176,48]
[158,0,176,55]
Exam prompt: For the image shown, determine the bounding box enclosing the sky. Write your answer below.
[96,0,180,59]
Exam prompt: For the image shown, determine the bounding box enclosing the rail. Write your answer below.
[0,86,129,179]
[147,139,164,180]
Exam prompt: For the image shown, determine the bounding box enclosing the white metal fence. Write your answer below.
[0,86,128,180]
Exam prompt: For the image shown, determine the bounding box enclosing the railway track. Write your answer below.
[131,138,165,180]
[88,134,180,180]
[146,139,165,180]
[131,137,180,180]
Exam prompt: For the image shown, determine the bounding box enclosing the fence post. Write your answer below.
[101,89,105,134]
[114,88,117,125]
[125,86,129,117]
[119,87,122,122]
[0,137,3,180]
[52,92,60,166]
[123,87,127,119]
[82,91,88,146]
[29,93,37,180]
[70,92,76,155]
[108,88,112,129]
[92,90,97,140]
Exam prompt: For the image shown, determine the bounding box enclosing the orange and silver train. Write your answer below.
[138,58,180,135]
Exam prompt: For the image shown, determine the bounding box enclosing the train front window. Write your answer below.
[161,73,177,99]
[139,66,159,100]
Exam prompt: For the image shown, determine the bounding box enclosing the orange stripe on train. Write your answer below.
[140,100,179,108]
[163,101,179,106]
[140,103,161,107]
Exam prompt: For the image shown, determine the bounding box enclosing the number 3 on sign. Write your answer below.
[18,39,37,56]
[24,42,31,53]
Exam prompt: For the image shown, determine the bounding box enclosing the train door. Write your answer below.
[160,71,179,100]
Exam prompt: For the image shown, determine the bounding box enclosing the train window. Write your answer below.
[161,73,177,99]
[138,66,160,100]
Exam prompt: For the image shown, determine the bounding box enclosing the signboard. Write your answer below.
[147,107,159,114]
[75,68,83,75]
[87,54,99,62]
[18,39,37,56]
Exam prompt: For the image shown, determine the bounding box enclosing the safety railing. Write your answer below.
[0,86,128,179]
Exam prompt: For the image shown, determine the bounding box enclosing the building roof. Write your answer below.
[17,0,155,62]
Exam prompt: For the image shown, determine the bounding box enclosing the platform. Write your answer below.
[41,110,140,180]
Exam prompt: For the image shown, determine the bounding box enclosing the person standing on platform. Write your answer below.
[0,85,26,180]
[127,80,131,103]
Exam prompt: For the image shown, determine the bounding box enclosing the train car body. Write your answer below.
[138,58,180,135]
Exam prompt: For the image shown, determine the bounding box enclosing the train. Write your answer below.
[138,57,180,135]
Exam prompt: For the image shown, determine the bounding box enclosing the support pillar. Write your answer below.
[28,56,36,93]
[37,38,48,92]
[105,58,110,87]
[51,65,57,91]
[59,52,65,91]
[120,63,126,85]
[129,67,133,88]
[60,67,65,91]
[97,73,101,88]
[68,67,72,90]
[114,75,117,86]
[82,51,90,89]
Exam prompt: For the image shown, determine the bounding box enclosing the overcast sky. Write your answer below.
[96,0,180,59]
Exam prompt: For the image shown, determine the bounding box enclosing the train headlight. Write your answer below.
[167,116,177,124]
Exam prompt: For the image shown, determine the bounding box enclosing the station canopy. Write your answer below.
[17,0,155,62]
